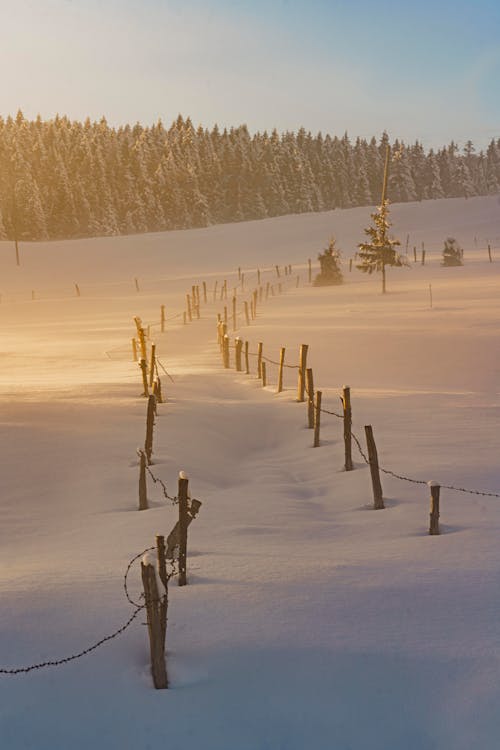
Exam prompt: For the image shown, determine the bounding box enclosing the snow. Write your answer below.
[0,195,500,749]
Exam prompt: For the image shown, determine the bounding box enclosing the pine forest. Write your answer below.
[1,111,499,241]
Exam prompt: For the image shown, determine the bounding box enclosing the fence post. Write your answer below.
[161,305,166,333]
[145,394,156,464]
[245,341,250,374]
[232,296,237,331]
[364,425,384,509]
[296,275,300,288]
[257,268,261,285]
[349,258,353,272]
[132,338,138,362]
[186,294,192,322]
[149,343,156,388]
[342,386,353,471]
[265,282,270,300]
[275,264,280,278]
[428,482,440,535]
[253,290,258,317]
[178,472,189,586]
[244,300,250,326]
[134,317,147,361]
[139,450,148,510]
[277,347,285,393]
[261,361,267,387]
[135,277,140,292]
[308,258,312,283]
[75,283,81,297]
[297,344,308,402]
[257,342,263,378]
[488,244,492,263]
[140,358,149,397]
[203,281,207,303]
[314,390,322,447]
[235,337,243,372]
[223,335,230,368]
[241,272,245,290]
[141,553,168,689]
[306,368,314,428]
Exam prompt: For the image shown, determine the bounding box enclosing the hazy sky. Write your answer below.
[0,0,499,149]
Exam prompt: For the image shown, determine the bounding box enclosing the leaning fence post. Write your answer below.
[141,553,168,688]
[364,425,384,509]
[178,472,189,586]
[342,386,353,471]
[306,368,314,429]
[140,358,149,397]
[244,341,250,374]
[235,337,243,372]
[257,342,263,378]
[297,344,308,402]
[314,390,322,447]
[428,482,440,535]
[145,394,156,464]
[277,347,285,393]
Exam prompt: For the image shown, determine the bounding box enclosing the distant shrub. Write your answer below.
[441,237,464,266]
[314,237,343,286]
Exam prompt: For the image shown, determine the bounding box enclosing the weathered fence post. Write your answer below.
[261,361,267,387]
[223,334,230,368]
[428,482,440,535]
[244,341,250,374]
[257,342,263,378]
[135,277,140,292]
[75,283,81,297]
[149,343,156,388]
[141,552,168,689]
[364,425,384,509]
[244,300,250,326]
[232,296,237,331]
[145,394,156,464]
[277,347,285,393]
[140,358,149,397]
[275,264,280,278]
[314,390,322,447]
[488,244,492,263]
[308,258,312,283]
[178,472,189,586]
[257,268,261,285]
[132,338,138,362]
[296,275,300,287]
[306,368,314,429]
[235,337,243,372]
[265,282,270,300]
[138,449,148,510]
[134,317,147,361]
[186,294,192,322]
[161,305,166,333]
[297,344,308,402]
[342,386,353,471]
[202,281,207,303]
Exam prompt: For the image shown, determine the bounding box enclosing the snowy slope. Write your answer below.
[1,196,500,750]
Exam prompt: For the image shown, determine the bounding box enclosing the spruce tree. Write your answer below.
[314,237,343,286]
[441,237,463,266]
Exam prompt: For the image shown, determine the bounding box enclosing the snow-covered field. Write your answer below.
[1,195,500,750]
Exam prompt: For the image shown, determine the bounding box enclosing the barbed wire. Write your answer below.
[155,358,175,383]
[137,451,178,505]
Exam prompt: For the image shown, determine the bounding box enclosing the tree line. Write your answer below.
[0,110,499,241]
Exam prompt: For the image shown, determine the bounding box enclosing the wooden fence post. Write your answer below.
[15,238,20,266]
[261,361,267,387]
[342,386,353,471]
[297,344,308,402]
[314,390,322,447]
[413,246,417,262]
[135,277,140,292]
[253,289,258,317]
[257,342,263,378]
[428,482,440,535]
[275,264,280,277]
[160,305,166,333]
[139,450,148,510]
[141,553,168,688]
[241,272,245,290]
[308,258,312,283]
[244,301,250,326]
[349,258,353,272]
[75,283,81,297]
[364,425,384,509]
[132,338,138,362]
[296,275,300,287]
[245,341,250,374]
[213,280,218,302]
[306,368,314,429]
[223,335,230,368]
[488,244,492,263]
[186,294,192,322]
[232,296,237,331]
[265,282,270,300]
[421,249,426,266]
[238,266,241,281]
[178,473,189,586]
[145,394,156,464]
[235,338,243,372]
[203,281,207,303]
[149,343,156,387]
[257,268,261,285]
[140,358,149,397]
[277,347,285,393]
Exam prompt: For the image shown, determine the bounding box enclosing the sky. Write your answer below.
[0,0,499,149]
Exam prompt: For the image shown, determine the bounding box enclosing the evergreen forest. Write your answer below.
[1,111,499,241]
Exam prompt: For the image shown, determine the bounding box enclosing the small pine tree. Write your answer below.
[441,237,463,266]
[314,237,343,286]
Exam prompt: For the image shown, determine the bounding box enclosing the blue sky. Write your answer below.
[0,0,498,149]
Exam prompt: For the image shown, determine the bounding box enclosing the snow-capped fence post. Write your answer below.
[245,341,250,374]
[186,294,192,322]
[244,301,250,326]
[149,344,156,388]
[160,305,166,332]
[145,394,156,465]
[141,550,168,689]
[306,368,314,429]
[223,335,230,369]
[342,386,353,471]
[428,482,440,535]
[277,347,286,393]
[257,342,263,378]
[139,359,149,397]
[178,473,189,586]
[313,390,322,447]
[308,258,312,283]
[132,338,138,362]
[138,450,148,510]
[235,338,243,372]
[297,344,308,402]
[261,361,267,387]
[364,425,384,509]
[232,296,237,331]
